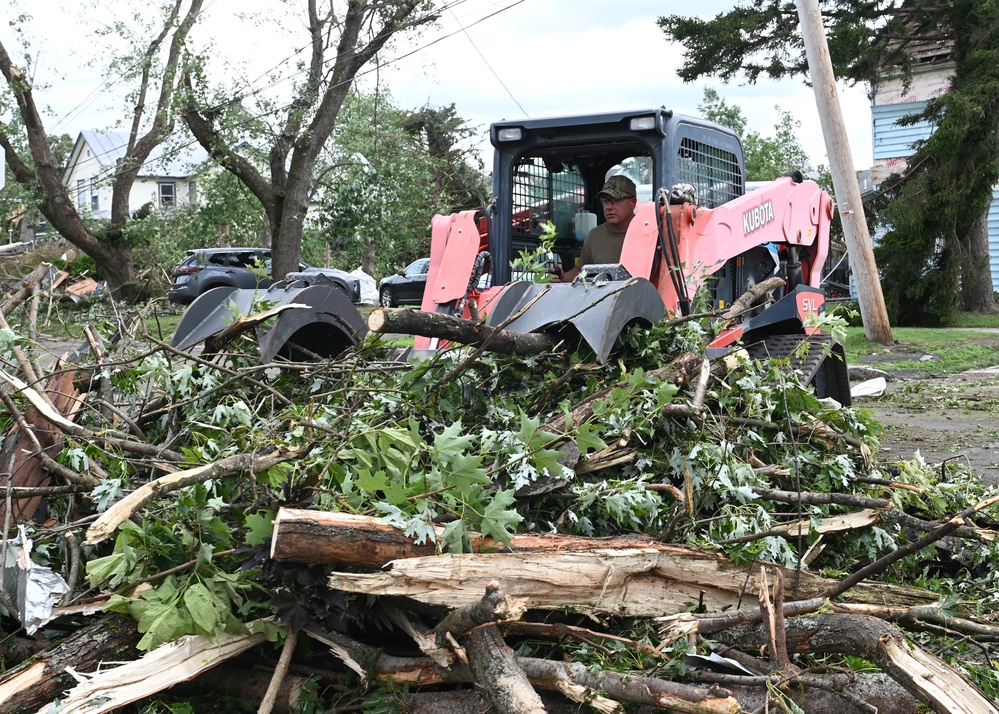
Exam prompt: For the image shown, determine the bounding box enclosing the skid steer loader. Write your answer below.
[169,106,849,405]
[414,107,851,405]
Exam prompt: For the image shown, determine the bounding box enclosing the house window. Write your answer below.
[77,179,85,206]
[90,178,99,211]
[188,180,197,205]
[158,182,176,209]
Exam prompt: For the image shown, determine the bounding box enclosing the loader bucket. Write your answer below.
[171,277,367,362]
[484,276,665,364]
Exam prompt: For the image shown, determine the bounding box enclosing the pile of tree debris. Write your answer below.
[1,262,998,714]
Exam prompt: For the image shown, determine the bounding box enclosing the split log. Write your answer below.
[368,307,562,355]
[713,613,998,714]
[0,615,140,714]
[35,624,271,714]
[0,368,88,522]
[327,546,936,619]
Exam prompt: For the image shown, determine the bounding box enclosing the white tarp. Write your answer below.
[350,267,377,305]
[1,526,69,634]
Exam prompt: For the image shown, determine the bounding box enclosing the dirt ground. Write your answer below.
[852,355,999,486]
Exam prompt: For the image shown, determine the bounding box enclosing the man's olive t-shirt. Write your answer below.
[577,222,627,268]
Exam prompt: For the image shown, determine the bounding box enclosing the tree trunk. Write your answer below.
[0,615,140,714]
[0,2,200,299]
[183,1,431,282]
[960,206,999,312]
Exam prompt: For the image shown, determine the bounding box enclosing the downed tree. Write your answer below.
[3,272,999,713]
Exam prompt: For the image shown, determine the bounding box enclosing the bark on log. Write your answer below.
[463,625,547,714]
[0,615,140,714]
[369,307,562,355]
[713,613,998,714]
[271,508,689,565]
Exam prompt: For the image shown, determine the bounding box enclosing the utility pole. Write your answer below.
[795,0,893,345]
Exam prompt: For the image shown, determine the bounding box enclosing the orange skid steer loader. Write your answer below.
[413,107,850,405]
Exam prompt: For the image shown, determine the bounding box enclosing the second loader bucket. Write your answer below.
[484,274,665,363]
[171,275,367,363]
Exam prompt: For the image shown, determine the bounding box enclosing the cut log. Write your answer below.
[368,307,562,355]
[271,508,697,565]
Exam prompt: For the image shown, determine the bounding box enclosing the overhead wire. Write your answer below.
[448,6,528,118]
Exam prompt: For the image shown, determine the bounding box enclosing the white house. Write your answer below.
[872,47,999,292]
[61,130,208,219]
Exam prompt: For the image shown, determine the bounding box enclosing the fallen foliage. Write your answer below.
[1,271,999,713]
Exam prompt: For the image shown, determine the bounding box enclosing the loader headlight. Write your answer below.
[496,127,524,142]
[629,115,657,131]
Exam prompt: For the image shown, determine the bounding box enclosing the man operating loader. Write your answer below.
[553,174,637,283]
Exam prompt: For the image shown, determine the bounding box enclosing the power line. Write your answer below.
[448,7,529,118]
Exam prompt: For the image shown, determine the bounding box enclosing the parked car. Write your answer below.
[167,248,361,304]
[378,258,430,307]
[377,258,494,307]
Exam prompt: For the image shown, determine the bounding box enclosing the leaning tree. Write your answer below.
[660,0,999,324]
[0,0,204,298]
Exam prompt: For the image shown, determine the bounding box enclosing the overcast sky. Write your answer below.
[16,0,873,171]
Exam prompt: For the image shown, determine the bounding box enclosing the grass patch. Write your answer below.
[845,325,999,377]
[946,311,999,329]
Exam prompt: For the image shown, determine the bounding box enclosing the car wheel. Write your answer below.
[379,286,395,308]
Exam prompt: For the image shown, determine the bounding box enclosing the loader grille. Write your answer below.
[511,157,586,241]
[676,138,742,208]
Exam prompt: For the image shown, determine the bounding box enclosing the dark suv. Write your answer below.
[168,248,361,304]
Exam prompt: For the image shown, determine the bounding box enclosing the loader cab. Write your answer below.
[488,108,745,284]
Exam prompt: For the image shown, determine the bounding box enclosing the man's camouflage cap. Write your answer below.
[597,174,637,200]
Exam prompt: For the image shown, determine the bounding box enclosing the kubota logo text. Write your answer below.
[743,200,775,236]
